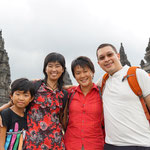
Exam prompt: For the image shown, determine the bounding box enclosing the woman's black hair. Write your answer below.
[71,56,95,77]
[43,52,66,90]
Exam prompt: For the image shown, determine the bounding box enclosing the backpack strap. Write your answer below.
[68,92,76,107]
[101,73,109,94]
[59,91,76,132]
[97,86,102,98]
[122,66,150,123]
[97,86,105,135]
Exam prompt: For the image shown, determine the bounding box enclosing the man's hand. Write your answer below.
[63,85,75,90]
[0,101,13,112]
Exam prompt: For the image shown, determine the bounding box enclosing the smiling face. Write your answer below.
[45,61,64,82]
[74,65,93,88]
[11,90,33,109]
[97,46,122,75]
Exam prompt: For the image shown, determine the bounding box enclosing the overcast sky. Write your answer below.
[1,0,150,84]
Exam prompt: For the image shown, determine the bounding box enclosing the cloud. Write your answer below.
[1,0,150,84]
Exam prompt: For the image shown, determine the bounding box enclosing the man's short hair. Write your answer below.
[96,43,118,58]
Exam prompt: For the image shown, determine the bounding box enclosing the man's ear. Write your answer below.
[117,53,120,60]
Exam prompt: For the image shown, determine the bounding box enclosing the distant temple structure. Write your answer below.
[119,40,150,73]
[0,31,72,106]
[119,43,131,67]
[140,38,150,73]
[0,30,11,106]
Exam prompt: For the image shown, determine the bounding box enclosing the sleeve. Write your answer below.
[136,68,150,97]
[1,109,10,128]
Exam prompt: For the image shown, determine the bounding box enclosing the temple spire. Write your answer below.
[0,30,4,50]
[0,31,11,106]
[144,38,150,63]
[119,43,131,67]
[140,38,150,73]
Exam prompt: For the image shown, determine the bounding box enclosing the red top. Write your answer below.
[65,83,104,150]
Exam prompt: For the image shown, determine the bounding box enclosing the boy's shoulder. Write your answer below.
[1,108,11,116]
[1,108,13,122]
[1,108,12,128]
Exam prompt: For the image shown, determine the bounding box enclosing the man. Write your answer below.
[96,43,150,150]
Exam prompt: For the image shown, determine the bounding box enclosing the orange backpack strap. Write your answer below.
[122,66,150,123]
[101,73,109,94]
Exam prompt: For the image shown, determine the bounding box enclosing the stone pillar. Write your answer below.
[119,43,131,67]
[0,30,11,106]
[141,38,150,73]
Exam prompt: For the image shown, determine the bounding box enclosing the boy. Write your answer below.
[0,78,35,150]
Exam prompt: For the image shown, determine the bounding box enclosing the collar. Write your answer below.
[37,82,64,98]
[76,83,99,94]
[110,65,129,78]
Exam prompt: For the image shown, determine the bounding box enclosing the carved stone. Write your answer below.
[141,38,150,73]
[140,59,145,68]
[0,30,11,106]
[119,43,131,67]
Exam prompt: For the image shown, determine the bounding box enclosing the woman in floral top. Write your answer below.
[25,52,67,150]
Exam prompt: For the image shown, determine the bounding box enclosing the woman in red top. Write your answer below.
[25,52,67,150]
[65,56,104,150]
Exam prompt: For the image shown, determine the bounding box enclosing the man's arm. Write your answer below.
[0,126,7,150]
[145,94,150,110]
[63,85,75,90]
[0,101,12,112]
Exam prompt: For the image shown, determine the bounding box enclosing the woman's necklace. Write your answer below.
[47,82,58,91]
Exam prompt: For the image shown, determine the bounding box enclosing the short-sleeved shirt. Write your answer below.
[1,108,27,149]
[101,66,150,147]
[64,83,104,150]
[1,108,27,131]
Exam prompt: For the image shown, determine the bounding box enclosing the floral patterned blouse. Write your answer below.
[24,82,65,150]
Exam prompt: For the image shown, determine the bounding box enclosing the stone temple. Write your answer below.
[140,38,150,73]
[0,30,11,106]
[119,39,150,73]
[119,43,131,67]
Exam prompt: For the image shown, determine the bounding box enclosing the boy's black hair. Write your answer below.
[10,78,35,97]
[71,56,95,77]
[43,52,66,90]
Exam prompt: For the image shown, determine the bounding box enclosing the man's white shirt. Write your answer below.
[100,66,150,146]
